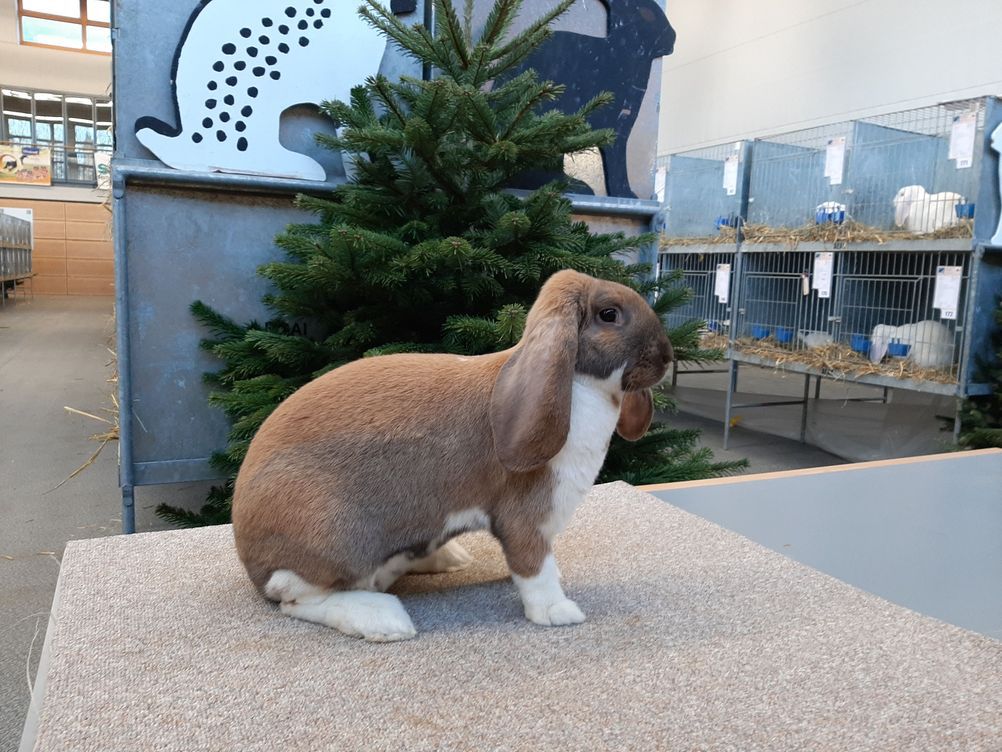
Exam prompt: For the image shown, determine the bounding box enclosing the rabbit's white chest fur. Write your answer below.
[542,368,625,539]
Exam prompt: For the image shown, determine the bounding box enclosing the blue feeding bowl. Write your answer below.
[775,326,795,344]
[887,341,911,358]
[815,209,846,225]
[954,202,975,219]
[849,334,870,355]
[707,320,722,333]
[715,214,738,230]
[751,325,771,340]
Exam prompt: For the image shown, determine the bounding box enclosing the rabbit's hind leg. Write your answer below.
[264,569,417,642]
[407,539,474,574]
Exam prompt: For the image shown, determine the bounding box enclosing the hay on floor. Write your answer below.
[731,338,957,385]
[660,219,974,250]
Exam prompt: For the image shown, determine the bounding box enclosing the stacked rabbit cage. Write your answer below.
[656,95,1002,408]
[655,143,751,351]
[0,209,32,301]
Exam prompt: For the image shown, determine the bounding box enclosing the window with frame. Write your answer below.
[1,85,113,185]
[18,0,111,54]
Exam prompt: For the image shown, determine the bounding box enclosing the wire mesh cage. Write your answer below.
[658,249,737,337]
[655,142,750,240]
[0,210,33,283]
[731,243,972,389]
[747,97,998,238]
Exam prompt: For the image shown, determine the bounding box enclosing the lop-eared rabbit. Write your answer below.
[233,269,673,641]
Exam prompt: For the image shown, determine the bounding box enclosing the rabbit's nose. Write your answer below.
[660,338,674,366]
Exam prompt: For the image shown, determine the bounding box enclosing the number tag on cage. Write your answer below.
[722,156,739,196]
[824,137,845,186]
[715,263,731,304]
[934,265,963,320]
[949,112,977,170]
[812,252,833,298]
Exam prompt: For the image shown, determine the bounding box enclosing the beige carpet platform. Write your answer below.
[23,482,1002,751]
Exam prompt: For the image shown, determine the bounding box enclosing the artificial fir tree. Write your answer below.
[957,297,1002,449]
[156,0,745,526]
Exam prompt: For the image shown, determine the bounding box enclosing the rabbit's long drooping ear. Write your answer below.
[490,276,584,473]
[616,389,654,440]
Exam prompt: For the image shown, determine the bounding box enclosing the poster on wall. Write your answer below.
[0,143,52,186]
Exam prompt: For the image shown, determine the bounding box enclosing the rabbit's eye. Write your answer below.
[599,308,619,323]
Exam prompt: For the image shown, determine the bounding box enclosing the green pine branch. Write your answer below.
[163,0,743,528]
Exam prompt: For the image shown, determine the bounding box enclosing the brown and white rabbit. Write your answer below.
[232,269,673,641]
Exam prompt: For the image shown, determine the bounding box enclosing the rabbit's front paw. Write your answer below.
[525,598,586,627]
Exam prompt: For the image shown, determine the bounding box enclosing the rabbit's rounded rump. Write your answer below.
[232,269,673,641]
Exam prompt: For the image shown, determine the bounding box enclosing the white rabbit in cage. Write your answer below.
[869,320,954,368]
[797,330,834,349]
[892,185,963,233]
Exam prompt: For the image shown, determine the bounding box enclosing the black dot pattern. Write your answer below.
[193,2,334,158]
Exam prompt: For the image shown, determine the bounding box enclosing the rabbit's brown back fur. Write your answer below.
[233,349,552,590]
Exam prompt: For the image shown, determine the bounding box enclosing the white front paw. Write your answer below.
[525,598,586,627]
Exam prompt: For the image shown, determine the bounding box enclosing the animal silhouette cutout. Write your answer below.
[135,0,414,181]
[512,0,675,198]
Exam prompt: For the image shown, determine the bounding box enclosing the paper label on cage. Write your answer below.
[812,252,833,299]
[933,265,962,319]
[722,156,738,196]
[948,112,976,169]
[824,137,845,185]
[654,167,667,203]
[714,263,731,303]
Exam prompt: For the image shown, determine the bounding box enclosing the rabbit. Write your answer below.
[797,330,833,350]
[991,122,1002,246]
[511,0,676,198]
[869,320,954,369]
[232,269,674,642]
[134,0,415,180]
[892,185,963,234]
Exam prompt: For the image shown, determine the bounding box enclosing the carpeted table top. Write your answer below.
[29,482,1002,751]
